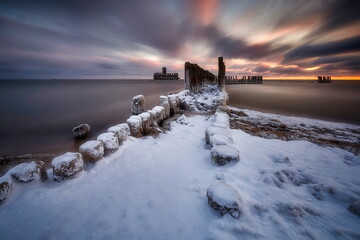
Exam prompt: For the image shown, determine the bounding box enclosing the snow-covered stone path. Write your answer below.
[0,113,359,240]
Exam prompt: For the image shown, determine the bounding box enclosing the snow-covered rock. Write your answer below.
[205,126,230,145]
[138,112,152,134]
[97,132,119,153]
[107,123,131,143]
[132,94,146,115]
[127,115,143,137]
[72,124,90,138]
[160,95,171,118]
[207,182,242,218]
[348,200,360,216]
[52,152,83,181]
[152,106,166,124]
[211,145,240,166]
[212,111,230,129]
[79,140,104,163]
[9,161,47,183]
[147,110,157,126]
[209,134,233,148]
[0,177,12,205]
[167,94,179,115]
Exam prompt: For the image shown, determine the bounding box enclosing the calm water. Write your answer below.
[0,79,184,156]
[1,79,359,156]
[227,80,360,125]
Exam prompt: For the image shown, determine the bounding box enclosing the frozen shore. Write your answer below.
[0,86,359,240]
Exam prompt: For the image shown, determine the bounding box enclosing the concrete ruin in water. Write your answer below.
[153,67,180,80]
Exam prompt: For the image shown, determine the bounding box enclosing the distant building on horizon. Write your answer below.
[153,67,180,80]
[318,76,331,83]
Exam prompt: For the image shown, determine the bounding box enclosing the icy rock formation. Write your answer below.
[212,111,230,129]
[79,140,104,164]
[52,152,83,181]
[209,134,234,148]
[97,132,119,153]
[160,96,171,118]
[0,178,12,205]
[9,161,47,183]
[132,95,146,115]
[207,182,242,219]
[72,124,90,138]
[107,123,130,143]
[205,126,230,145]
[167,94,179,115]
[127,115,143,137]
[138,112,152,134]
[211,145,240,166]
[152,106,166,124]
[348,200,360,216]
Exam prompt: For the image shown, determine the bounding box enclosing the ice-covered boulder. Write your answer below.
[207,182,242,218]
[209,134,234,148]
[138,112,152,134]
[147,110,157,125]
[212,111,230,129]
[52,152,83,181]
[9,161,47,183]
[348,200,360,216]
[160,96,171,119]
[205,126,230,145]
[97,132,119,153]
[0,178,12,205]
[211,145,240,166]
[79,140,104,163]
[168,94,179,115]
[72,123,90,138]
[132,94,146,115]
[152,106,166,124]
[108,123,131,143]
[127,115,143,137]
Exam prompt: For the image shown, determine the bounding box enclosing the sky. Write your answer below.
[0,0,360,79]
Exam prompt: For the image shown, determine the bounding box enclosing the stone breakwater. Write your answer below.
[0,84,230,205]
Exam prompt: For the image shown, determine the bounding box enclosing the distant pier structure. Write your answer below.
[225,75,263,84]
[153,67,180,80]
[318,76,331,83]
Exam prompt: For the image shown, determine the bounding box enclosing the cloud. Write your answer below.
[283,35,360,63]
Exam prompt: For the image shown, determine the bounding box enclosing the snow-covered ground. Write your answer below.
[0,110,359,240]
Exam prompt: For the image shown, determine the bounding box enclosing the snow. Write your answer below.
[0,95,359,238]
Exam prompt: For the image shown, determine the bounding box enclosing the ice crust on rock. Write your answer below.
[97,132,119,153]
[205,126,230,145]
[72,123,90,138]
[52,152,83,181]
[107,123,130,143]
[211,145,240,166]
[152,106,166,123]
[138,112,152,133]
[132,94,146,115]
[209,134,234,148]
[126,116,143,137]
[0,177,12,205]
[207,182,242,219]
[8,161,47,183]
[79,140,104,164]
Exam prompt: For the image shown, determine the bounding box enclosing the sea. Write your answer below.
[0,79,359,156]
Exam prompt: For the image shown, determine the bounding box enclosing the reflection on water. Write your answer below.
[227,80,360,125]
[0,79,183,155]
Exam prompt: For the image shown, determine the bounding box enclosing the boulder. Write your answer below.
[152,106,166,124]
[348,200,360,216]
[138,112,152,134]
[209,134,234,148]
[205,126,230,145]
[132,95,146,115]
[207,182,242,218]
[72,123,90,138]
[108,123,131,143]
[52,152,83,181]
[97,132,119,153]
[147,110,157,126]
[9,161,47,183]
[0,178,12,205]
[79,140,104,163]
[126,115,143,137]
[212,111,230,129]
[167,94,179,115]
[211,145,240,166]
